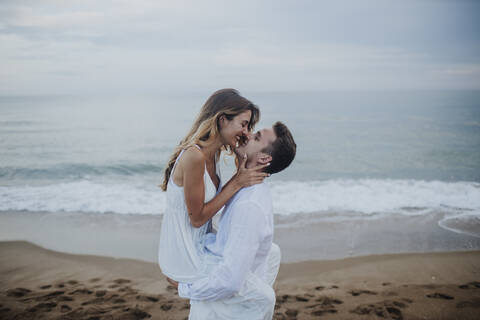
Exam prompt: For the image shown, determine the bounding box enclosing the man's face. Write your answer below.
[235,127,277,165]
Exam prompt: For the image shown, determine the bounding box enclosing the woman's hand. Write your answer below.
[234,154,270,188]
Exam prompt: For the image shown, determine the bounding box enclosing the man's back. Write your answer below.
[179,182,276,300]
[205,182,274,280]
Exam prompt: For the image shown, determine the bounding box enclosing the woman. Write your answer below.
[158,89,269,282]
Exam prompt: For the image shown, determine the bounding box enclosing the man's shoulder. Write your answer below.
[233,183,271,210]
[236,182,269,199]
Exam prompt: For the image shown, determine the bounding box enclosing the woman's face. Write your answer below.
[220,110,252,149]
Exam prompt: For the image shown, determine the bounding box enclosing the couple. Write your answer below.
[158,89,296,319]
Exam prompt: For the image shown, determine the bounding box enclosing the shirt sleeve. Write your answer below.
[178,201,265,301]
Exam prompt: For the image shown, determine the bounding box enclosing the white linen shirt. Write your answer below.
[178,182,274,301]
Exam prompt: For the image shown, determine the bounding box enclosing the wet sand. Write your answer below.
[1,241,479,319]
[1,210,479,263]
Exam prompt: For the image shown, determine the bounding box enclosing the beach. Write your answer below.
[1,208,480,319]
[1,93,480,319]
[1,241,479,320]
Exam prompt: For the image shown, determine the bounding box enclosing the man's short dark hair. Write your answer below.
[262,122,296,174]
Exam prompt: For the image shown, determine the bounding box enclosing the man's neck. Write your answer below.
[236,154,256,169]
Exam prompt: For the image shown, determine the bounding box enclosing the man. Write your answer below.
[168,121,296,320]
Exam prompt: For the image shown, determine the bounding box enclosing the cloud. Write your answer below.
[444,65,480,76]
[0,0,479,94]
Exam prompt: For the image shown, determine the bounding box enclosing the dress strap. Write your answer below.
[193,144,221,190]
[170,149,185,181]
[170,144,202,182]
[194,144,208,171]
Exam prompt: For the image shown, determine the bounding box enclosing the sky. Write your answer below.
[1,0,479,95]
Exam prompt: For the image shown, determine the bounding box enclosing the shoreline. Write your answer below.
[1,241,480,319]
[1,210,480,264]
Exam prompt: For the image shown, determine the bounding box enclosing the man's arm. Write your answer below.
[178,201,265,301]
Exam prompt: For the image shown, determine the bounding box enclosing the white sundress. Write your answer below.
[158,145,221,282]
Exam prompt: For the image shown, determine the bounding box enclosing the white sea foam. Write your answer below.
[0,179,479,218]
[438,213,480,238]
[0,180,165,215]
[270,179,480,216]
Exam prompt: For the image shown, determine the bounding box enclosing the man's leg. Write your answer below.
[265,243,281,287]
[188,273,275,320]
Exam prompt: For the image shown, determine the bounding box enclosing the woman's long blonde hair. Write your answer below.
[161,89,260,191]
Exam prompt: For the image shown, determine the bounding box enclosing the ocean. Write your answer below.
[1,90,480,262]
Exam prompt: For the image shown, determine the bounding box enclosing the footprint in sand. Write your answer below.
[39,285,52,290]
[276,294,292,303]
[112,298,126,304]
[350,299,410,320]
[81,297,105,306]
[68,288,93,295]
[95,290,107,297]
[305,296,343,317]
[0,307,11,313]
[382,291,398,297]
[160,303,173,311]
[136,295,160,302]
[113,278,131,284]
[426,293,454,300]
[306,296,343,309]
[121,286,138,294]
[285,308,298,317]
[311,308,337,316]
[27,302,57,313]
[349,289,378,296]
[60,304,72,313]
[295,295,310,302]
[459,281,480,289]
[6,288,31,297]
[57,295,74,302]
[32,290,65,302]
[314,297,343,305]
[121,307,151,319]
[67,280,79,285]
[456,298,480,309]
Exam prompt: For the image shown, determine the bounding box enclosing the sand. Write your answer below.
[1,241,479,319]
[2,210,479,263]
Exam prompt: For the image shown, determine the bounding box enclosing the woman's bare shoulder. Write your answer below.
[180,146,205,171]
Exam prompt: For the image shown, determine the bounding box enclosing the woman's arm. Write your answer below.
[182,148,268,228]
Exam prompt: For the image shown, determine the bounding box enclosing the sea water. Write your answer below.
[1,91,480,242]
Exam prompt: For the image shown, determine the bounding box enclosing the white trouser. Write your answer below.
[189,243,281,320]
[264,243,281,287]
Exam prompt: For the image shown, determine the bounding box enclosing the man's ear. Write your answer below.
[258,153,272,165]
